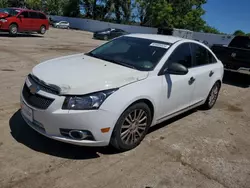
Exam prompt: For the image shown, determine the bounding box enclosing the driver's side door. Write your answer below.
[158,43,196,121]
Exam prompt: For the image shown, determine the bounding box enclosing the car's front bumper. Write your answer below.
[20,79,119,147]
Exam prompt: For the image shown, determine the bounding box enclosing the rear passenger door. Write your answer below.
[189,43,219,104]
[29,12,40,31]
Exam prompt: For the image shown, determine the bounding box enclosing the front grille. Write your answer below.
[22,84,54,110]
[28,74,60,95]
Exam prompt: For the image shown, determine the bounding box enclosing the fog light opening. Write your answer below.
[69,130,88,140]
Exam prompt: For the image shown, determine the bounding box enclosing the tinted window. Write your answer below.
[191,43,216,66]
[39,13,47,19]
[87,36,171,71]
[167,43,192,68]
[208,51,217,63]
[29,12,39,19]
[229,36,250,49]
[20,11,29,18]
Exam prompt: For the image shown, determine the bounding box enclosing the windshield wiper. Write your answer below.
[101,57,137,70]
[85,53,137,70]
[85,52,99,58]
[87,53,137,70]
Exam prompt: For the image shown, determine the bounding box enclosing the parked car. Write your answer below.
[0,8,49,36]
[211,35,250,74]
[20,34,223,151]
[93,28,129,40]
[53,21,70,29]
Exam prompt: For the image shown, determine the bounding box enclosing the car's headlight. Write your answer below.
[0,19,7,23]
[62,89,118,110]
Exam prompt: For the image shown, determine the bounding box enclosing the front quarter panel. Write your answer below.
[100,75,163,128]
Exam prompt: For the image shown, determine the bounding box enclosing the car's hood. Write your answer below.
[0,13,9,19]
[32,53,149,95]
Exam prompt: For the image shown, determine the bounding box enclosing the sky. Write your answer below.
[203,0,250,34]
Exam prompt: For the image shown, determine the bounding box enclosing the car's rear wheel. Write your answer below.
[202,81,221,110]
[9,24,18,36]
[39,25,46,35]
[110,102,152,151]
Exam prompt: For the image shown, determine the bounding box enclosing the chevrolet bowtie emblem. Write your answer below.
[29,85,39,94]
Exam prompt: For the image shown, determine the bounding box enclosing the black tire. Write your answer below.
[9,24,18,36]
[39,25,46,35]
[202,81,221,110]
[110,102,152,151]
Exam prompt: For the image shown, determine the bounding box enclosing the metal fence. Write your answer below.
[50,15,234,46]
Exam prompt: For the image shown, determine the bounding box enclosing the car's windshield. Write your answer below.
[0,8,20,16]
[86,36,171,71]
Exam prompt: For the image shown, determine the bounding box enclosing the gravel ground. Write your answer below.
[0,28,249,188]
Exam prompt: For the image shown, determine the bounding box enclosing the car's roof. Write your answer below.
[7,7,45,13]
[126,34,192,44]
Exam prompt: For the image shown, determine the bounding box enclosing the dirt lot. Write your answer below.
[0,28,249,188]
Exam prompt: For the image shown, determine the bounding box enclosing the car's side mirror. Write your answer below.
[160,62,189,75]
[18,15,24,19]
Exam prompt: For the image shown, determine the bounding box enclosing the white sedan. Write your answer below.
[53,21,70,29]
[20,34,224,151]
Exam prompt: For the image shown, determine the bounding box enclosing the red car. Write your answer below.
[0,8,49,36]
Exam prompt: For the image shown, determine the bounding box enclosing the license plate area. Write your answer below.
[21,102,33,122]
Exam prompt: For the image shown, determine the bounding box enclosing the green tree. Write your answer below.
[202,25,220,34]
[0,0,8,8]
[233,30,245,36]
[8,0,24,7]
[24,0,42,10]
[63,0,80,17]
[135,0,208,31]
[45,0,62,15]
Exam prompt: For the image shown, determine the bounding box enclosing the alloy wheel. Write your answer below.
[120,109,148,145]
[208,84,219,107]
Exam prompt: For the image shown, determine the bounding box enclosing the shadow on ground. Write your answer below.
[9,110,117,160]
[0,32,43,38]
[148,109,196,134]
[10,109,197,159]
[223,70,250,88]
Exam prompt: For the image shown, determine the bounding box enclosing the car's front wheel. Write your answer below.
[202,81,221,110]
[9,24,18,36]
[110,102,152,151]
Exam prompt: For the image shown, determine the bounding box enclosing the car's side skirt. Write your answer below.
[156,100,204,124]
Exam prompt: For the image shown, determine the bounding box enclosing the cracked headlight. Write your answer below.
[62,89,118,110]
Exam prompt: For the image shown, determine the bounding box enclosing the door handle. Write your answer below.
[189,77,196,85]
[209,71,214,77]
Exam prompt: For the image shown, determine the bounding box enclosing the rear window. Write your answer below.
[229,36,250,49]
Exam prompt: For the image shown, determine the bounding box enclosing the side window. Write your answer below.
[39,13,46,19]
[167,43,192,68]
[191,43,211,66]
[20,11,29,18]
[208,51,217,64]
[30,12,39,19]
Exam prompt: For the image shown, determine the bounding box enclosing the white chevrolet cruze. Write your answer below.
[20,34,224,151]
